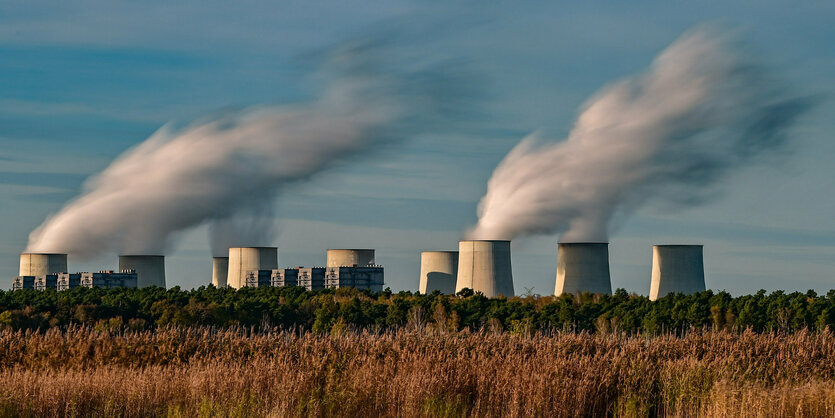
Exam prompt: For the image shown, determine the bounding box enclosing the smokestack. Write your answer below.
[650,245,705,301]
[419,251,458,294]
[227,247,278,289]
[455,240,513,297]
[555,243,611,296]
[327,249,375,267]
[118,255,166,288]
[19,253,68,276]
[212,257,229,288]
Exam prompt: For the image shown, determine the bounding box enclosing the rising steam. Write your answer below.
[28,42,463,257]
[468,26,811,242]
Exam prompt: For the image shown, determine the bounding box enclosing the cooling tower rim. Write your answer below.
[421,250,458,254]
[652,244,704,248]
[326,248,375,251]
[557,242,609,245]
[227,246,278,250]
[118,254,165,257]
[20,252,67,256]
[457,239,510,243]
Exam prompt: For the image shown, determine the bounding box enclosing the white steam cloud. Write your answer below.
[27,42,466,257]
[468,26,811,242]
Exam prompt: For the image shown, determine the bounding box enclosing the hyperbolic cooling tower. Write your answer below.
[118,255,166,288]
[327,249,375,267]
[649,245,705,301]
[419,251,458,294]
[19,253,68,276]
[555,243,612,296]
[212,257,229,288]
[227,247,278,289]
[455,240,514,297]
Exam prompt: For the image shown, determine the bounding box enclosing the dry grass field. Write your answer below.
[0,327,833,417]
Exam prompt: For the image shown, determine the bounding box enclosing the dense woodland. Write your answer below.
[2,285,834,334]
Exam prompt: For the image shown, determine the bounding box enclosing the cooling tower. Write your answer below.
[419,251,458,294]
[555,243,611,296]
[118,255,166,288]
[326,249,375,267]
[455,240,513,297]
[212,257,229,288]
[19,253,68,276]
[649,245,705,301]
[227,247,278,289]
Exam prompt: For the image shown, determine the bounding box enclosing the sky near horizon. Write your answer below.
[1,1,834,295]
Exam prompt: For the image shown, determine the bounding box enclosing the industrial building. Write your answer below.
[419,251,458,294]
[325,266,384,291]
[119,255,165,288]
[555,243,612,296]
[227,247,278,289]
[12,276,35,290]
[57,273,81,291]
[297,267,326,290]
[272,268,298,287]
[80,270,138,289]
[649,245,705,301]
[456,240,514,297]
[13,270,136,291]
[244,269,272,288]
[35,274,57,290]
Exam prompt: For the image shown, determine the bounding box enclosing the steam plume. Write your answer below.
[468,26,811,242]
[27,42,464,257]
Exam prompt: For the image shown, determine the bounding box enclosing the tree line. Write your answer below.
[1,285,833,334]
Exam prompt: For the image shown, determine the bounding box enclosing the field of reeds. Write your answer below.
[0,327,834,417]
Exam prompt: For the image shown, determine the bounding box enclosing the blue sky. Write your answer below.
[2,1,834,294]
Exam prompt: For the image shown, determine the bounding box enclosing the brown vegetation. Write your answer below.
[0,327,833,417]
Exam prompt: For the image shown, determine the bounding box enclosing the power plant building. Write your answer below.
[298,267,326,291]
[57,273,81,291]
[419,251,458,294]
[119,255,165,288]
[555,243,612,296]
[325,266,384,291]
[212,257,229,288]
[271,268,299,287]
[19,253,67,277]
[327,249,375,267]
[456,240,514,297]
[12,276,35,290]
[227,247,278,289]
[244,270,272,288]
[649,245,705,301]
[80,270,138,289]
[35,274,58,290]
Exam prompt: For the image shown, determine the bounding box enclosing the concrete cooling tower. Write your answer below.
[419,251,458,294]
[19,253,68,276]
[455,240,514,297]
[649,245,705,301]
[118,255,166,288]
[227,247,278,289]
[212,257,229,288]
[555,243,611,296]
[326,249,375,267]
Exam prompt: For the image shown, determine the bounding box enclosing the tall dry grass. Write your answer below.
[0,327,833,417]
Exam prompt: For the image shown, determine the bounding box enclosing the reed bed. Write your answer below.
[0,327,833,417]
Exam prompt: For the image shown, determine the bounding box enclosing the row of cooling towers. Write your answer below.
[19,242,704,299]
[420,241,705,300]
[18,248,377,290]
